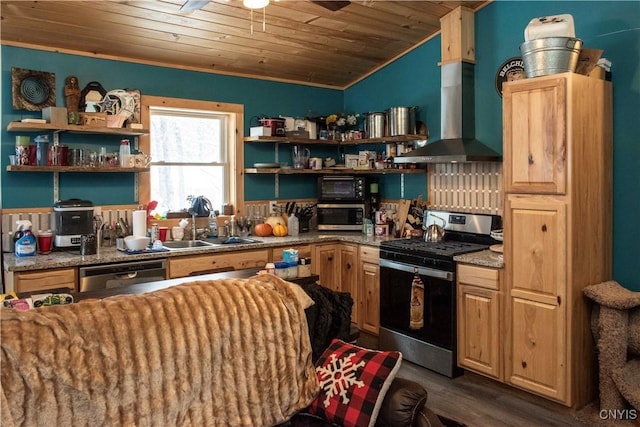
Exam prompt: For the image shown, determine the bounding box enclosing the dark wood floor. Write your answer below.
[356,332,606,427]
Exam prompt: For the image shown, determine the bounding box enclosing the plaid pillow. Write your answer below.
[307,339,402,427]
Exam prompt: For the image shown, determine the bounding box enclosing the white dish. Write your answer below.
[253,162,281,168]
[490,229,503,242]
[124,235,150,251]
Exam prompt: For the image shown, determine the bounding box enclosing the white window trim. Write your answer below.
[140,96,244,215]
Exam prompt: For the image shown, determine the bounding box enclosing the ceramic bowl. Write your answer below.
[124,235,150,251]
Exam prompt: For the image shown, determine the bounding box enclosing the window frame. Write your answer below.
[139,95,244,215]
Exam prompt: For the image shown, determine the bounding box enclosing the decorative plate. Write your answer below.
[11,67,56,111]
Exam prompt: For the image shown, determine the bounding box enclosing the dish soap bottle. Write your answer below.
[14,220,36,257]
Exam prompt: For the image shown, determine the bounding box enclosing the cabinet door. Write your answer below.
[506,195,566,300]
[505,195,567,402]
[13,268,77,293]
[457,285,500,379]
[360,261,380,335]
[168,249,269,278]
[359,245,379,335]
[314,244,339,292]
[503,77,567,194]
[339,244,358,321]
[457,264,501,380]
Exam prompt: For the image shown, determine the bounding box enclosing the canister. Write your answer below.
[298,258,311,277]
[274,261,289,279]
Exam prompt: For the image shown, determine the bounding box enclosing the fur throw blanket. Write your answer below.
[1,275,320,427]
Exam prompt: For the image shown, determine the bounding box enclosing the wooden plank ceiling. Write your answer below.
[1,0,488,88]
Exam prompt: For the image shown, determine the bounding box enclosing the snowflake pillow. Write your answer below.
[307,338,402,427]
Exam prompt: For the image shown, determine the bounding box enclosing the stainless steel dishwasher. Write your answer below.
[79,259,167,292]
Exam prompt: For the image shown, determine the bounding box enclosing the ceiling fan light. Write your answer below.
[243,0,269,9]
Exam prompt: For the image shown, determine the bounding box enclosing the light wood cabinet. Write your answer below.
[314,242,378,331]
[340,244,358,323]
[10,267,77,293]
[167,249,269,278]
[313,243,339,292]
[359,245,380,335]
[502,72,612,408]
[457,264,502,380]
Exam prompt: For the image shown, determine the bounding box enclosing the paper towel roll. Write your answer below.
[132,210,147,237]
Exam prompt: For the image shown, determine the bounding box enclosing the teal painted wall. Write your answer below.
[1,1,638,290]
[346,1,640,290]
[1,47,343,206]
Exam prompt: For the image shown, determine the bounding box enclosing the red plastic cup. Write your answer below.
[37,231,53,254]
[158,227,168,242]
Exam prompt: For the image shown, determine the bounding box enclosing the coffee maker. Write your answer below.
[54,199,94,248]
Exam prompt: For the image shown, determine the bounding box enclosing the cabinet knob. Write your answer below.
[346,263,351,270]
[521,360,527,369]
[541,224,547,232]
[328,256,333,261]
[528,154,534,165]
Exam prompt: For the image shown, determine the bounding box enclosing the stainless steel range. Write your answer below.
[378,210,501,377]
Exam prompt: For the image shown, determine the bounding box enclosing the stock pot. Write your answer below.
[386,106,418,136]
[364,112,385,139]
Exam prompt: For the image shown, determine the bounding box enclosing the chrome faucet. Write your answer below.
[191,213,197,241]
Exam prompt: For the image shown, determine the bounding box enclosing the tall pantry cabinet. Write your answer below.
[502,72,612,408]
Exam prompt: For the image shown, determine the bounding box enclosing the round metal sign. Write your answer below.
[495,57,525,97]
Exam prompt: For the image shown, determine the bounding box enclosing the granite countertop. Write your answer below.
[454,249,504,269]
[5,232,503,272]
[3,232,392,273]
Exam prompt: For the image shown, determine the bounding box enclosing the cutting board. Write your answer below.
[396,200,411,237]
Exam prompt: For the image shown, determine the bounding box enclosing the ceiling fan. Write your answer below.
[180,0,350,12]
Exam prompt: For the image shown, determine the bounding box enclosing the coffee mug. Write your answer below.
[172,226,184,241]
[309,157,322,170]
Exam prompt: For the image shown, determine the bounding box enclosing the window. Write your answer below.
[139,96,244,215]
[149,107,228,212]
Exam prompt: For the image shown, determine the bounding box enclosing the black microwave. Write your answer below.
[317,175,366,202]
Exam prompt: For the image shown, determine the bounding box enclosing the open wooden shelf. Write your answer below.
[244,167,424,175]
[7,122,149,135]
[6,165,149,173]
[244,134,427,145]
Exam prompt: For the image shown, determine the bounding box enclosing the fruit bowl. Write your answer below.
[124,235,150,251]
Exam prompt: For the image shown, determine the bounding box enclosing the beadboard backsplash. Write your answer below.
[2,207,137,236]
[428,162,502,215]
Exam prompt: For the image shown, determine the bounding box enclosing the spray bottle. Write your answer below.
[14,220,36,257]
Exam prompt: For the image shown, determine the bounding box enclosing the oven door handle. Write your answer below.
[379,259,453,281]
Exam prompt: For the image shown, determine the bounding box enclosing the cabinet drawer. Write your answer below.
[359,245,379,264]
[168,249,269,278]
[14,268,77,293]
[458,264,500,290]
[271,244,312,262]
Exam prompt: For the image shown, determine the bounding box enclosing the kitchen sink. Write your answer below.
[206,237,262,245]
[162,240,217,250]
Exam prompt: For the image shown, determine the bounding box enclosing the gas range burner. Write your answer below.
[380,238,489,259]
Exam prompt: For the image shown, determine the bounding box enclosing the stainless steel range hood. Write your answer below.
[395,62,502,164]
